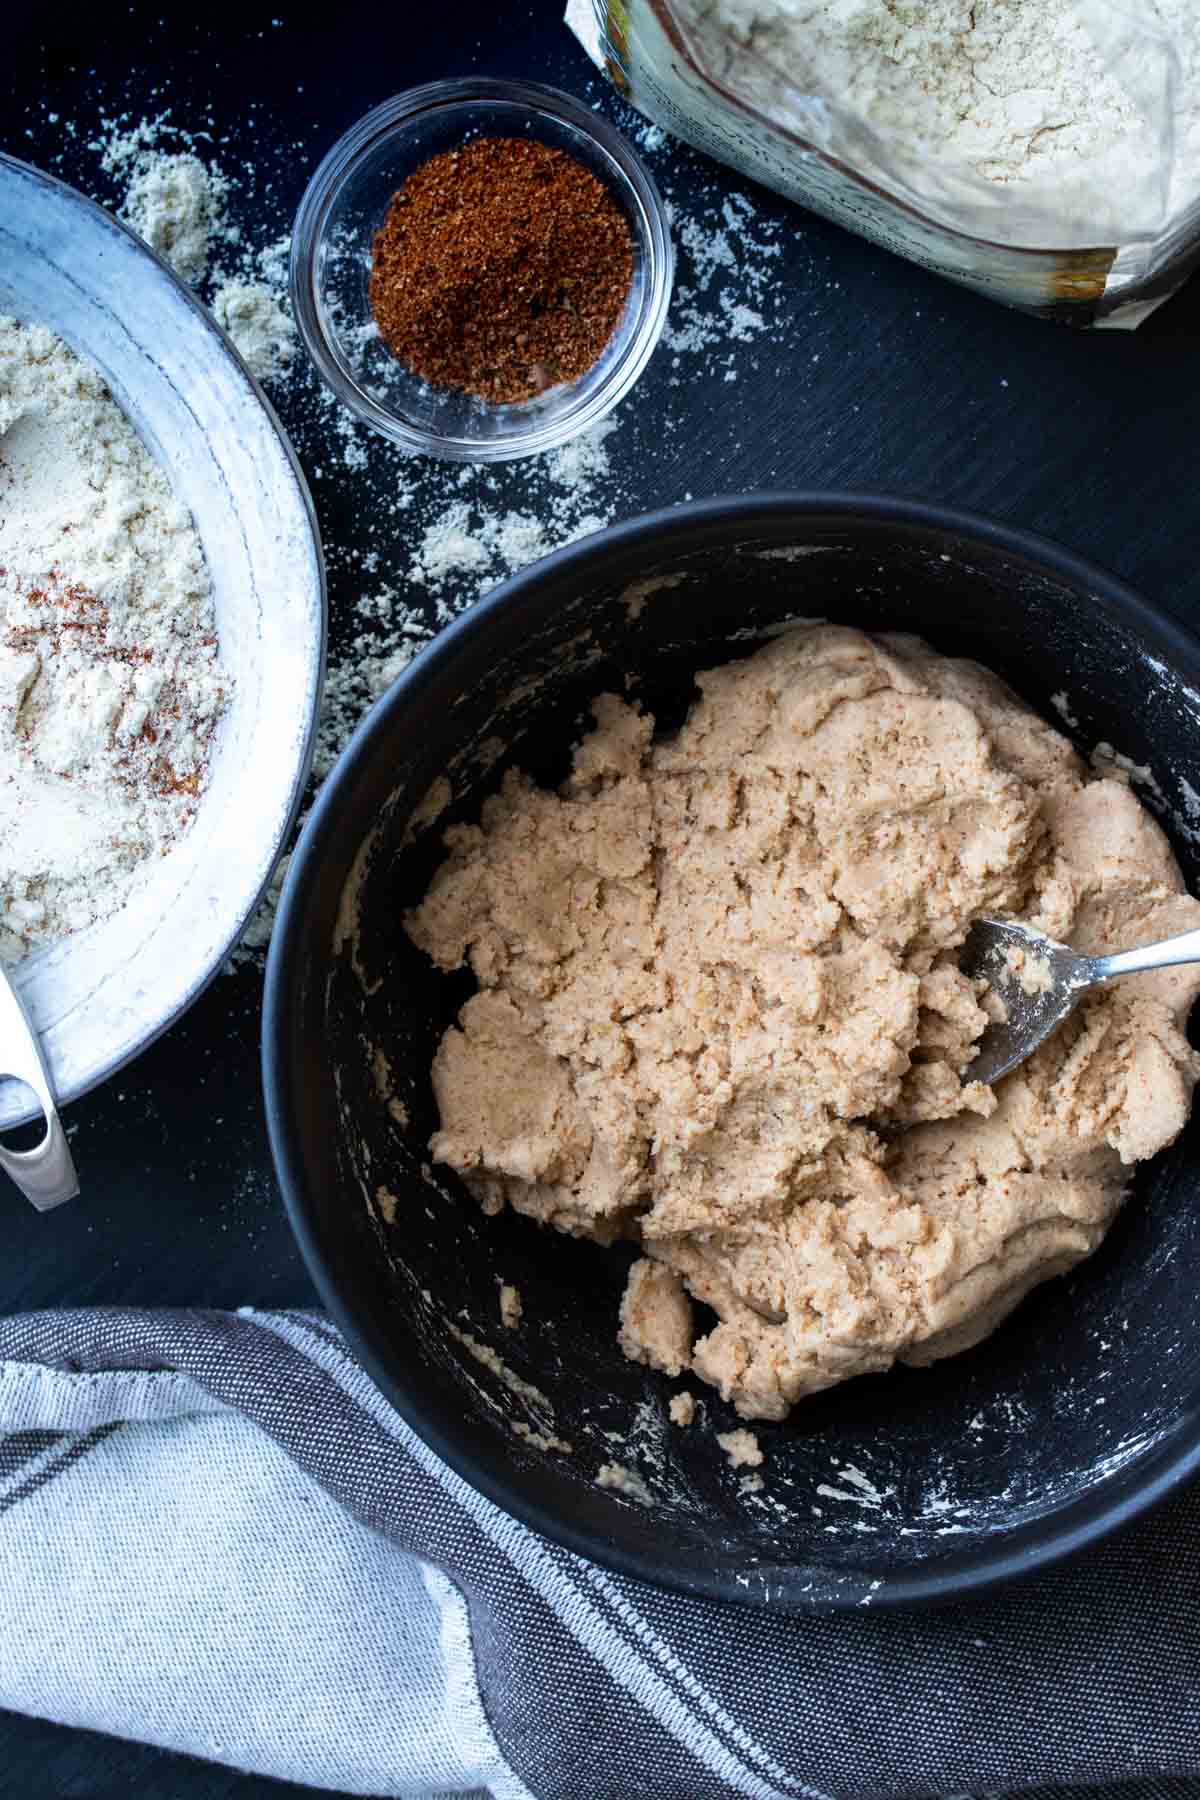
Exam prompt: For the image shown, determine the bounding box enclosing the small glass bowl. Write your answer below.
[290,79,674,462]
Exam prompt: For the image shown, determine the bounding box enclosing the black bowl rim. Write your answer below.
[263,489,1200,1613]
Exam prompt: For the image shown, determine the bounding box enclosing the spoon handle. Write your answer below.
[0,967,78,1211]
[1093,926,1200,983]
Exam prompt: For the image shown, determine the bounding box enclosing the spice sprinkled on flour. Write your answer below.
[369,139,633,402]
[0,318,227,961]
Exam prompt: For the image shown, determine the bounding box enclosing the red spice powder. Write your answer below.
[369,136,634,404]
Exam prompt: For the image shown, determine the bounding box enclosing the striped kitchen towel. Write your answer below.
[0,1306,1195,1800]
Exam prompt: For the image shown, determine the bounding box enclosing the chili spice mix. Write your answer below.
[369,136,634,404]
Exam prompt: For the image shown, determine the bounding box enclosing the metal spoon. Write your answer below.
[0,965,78,1210]
[960,916,1200,1087]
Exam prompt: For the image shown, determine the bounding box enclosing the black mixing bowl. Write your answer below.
[263,494,1200,1612]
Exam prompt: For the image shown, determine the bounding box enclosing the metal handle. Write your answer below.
[0,968,78,1211]
[1094,926,1200,983]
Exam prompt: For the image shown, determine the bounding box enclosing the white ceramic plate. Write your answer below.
[0,154,325,1126]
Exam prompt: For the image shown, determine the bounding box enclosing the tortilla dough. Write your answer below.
[406,625,1200,1421]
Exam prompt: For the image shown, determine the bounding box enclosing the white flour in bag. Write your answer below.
[0,318,228,962]
[681,0,1200,221]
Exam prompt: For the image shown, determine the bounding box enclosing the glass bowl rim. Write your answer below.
[290,77,675,463]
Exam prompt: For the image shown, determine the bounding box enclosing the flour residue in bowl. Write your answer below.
[0,317,228,960]
[446,1318,574,1456]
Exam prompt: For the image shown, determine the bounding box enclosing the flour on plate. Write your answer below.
[0,318,228,961]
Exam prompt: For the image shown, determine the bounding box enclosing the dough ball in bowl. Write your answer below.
[265,495,1200,1612]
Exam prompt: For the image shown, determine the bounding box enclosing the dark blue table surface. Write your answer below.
[6,0,1200,1791]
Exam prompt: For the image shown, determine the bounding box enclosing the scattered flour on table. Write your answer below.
[68,110,787,963]
[211,278,295,383]
[120,151,232,284]
[209,234,297,381]
[660,187,781,372]
[0,318,227,960]
[92,120,295,378]
[408,419,619,610]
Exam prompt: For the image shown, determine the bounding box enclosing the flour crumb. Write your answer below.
[597,1461,654,1505]
[499,1283,523,1329]
[619,1256,692,1377]
[1091,741,1165,804]
[375,1185,399,1224]
[1051,690,1080,731]
[1005,943,1054,996]
[512,1420,573,1455]
[669,1391,696,1427]
[717,1428,764,1470]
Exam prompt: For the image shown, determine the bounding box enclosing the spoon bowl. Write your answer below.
[963,916,1200,1084]
[960,918,1093,1084]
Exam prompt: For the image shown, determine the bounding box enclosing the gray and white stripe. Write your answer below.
[0,1305,1194,1800]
